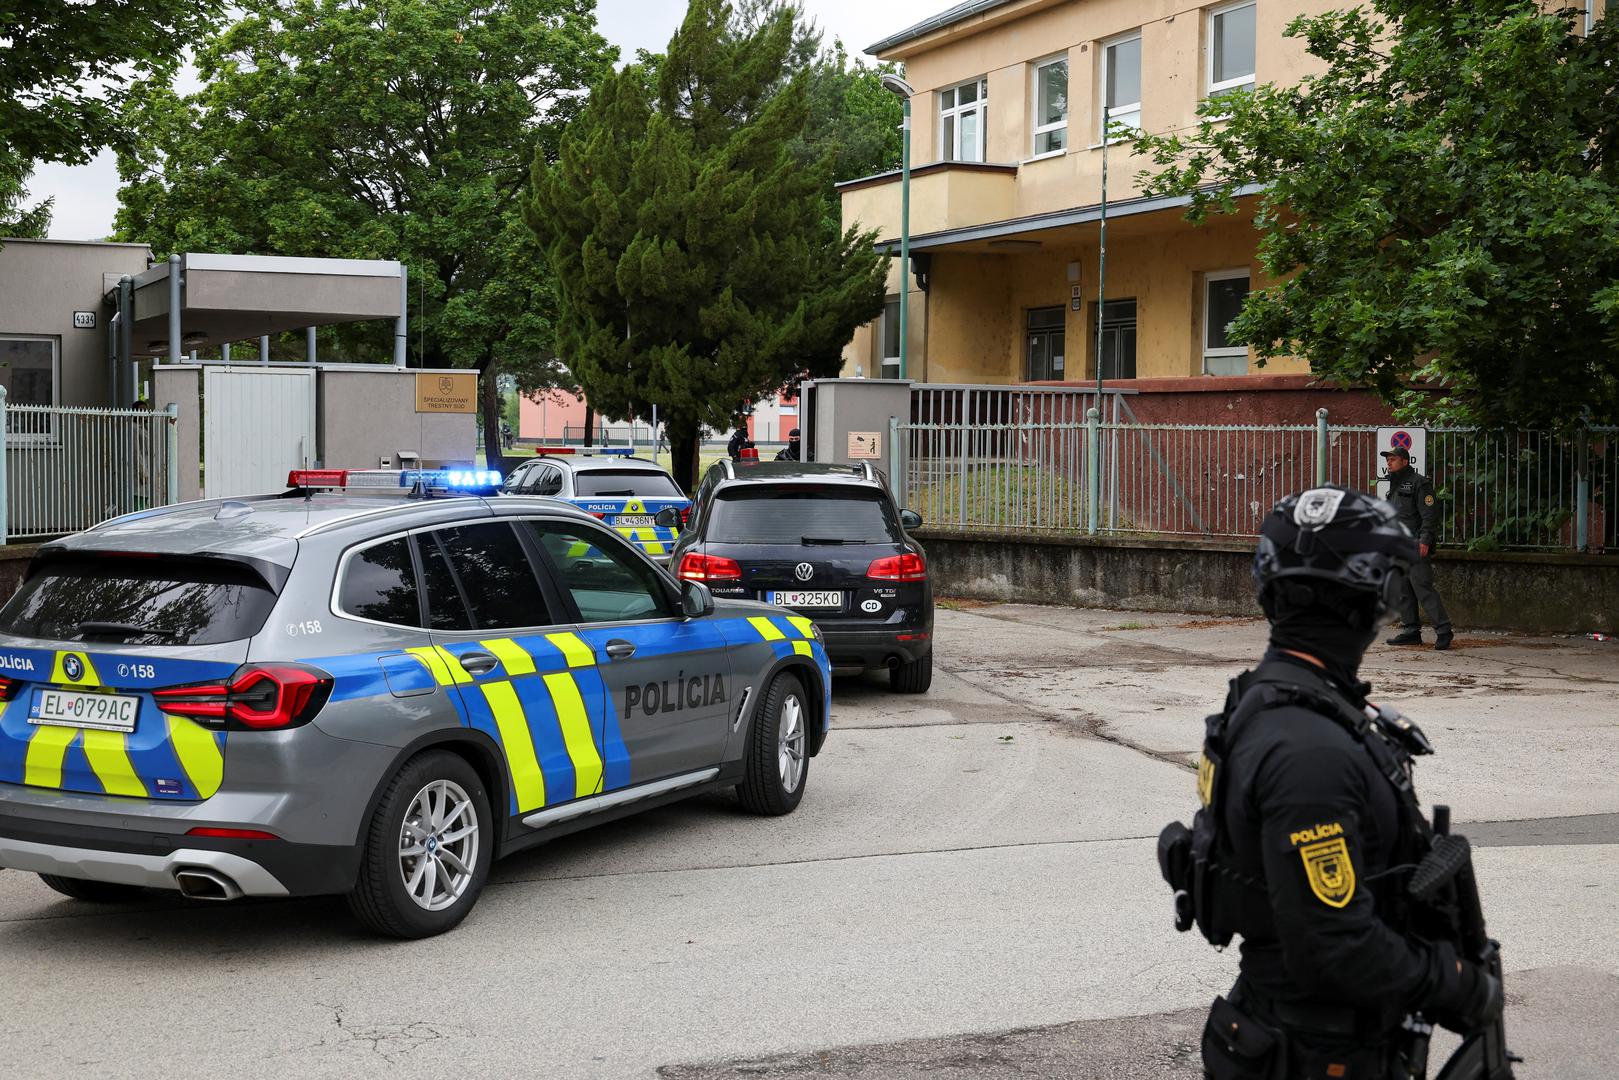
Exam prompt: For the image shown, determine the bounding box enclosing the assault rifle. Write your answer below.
[1405,805,1520,1080]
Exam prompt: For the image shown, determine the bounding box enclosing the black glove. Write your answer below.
[1427,940,1503,1034]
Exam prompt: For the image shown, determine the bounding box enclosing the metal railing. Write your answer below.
[0,389,178,544]
[893,404,1617,553]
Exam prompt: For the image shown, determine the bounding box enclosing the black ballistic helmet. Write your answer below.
[1254,486,1417,618]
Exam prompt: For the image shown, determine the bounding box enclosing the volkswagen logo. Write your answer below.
[794,562,814,581]
[63,655,84,682]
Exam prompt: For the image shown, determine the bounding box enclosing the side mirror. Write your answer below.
[900,509,923,531]
[680,579,715,618]
[654,507,682,529]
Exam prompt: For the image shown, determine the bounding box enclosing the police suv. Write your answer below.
[501,448,690,563]
[0,469,830,938]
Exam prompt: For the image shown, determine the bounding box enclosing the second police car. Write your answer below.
[0,469,830,938]
[502,448,690,563]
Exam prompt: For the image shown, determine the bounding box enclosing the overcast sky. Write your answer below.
[29,0,939,241]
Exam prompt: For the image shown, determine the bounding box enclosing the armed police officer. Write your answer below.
[1158,487,1502,1080]
[1381,442,1452,651]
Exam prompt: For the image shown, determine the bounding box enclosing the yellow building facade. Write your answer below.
[839,0,1605,385]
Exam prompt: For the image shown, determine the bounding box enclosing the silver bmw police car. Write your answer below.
[0,470,830,938]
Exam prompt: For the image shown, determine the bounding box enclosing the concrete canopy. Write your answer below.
[127,253,404,356]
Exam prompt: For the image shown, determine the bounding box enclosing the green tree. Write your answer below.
[527,0,888,489]
[1133,0,1619,432]
[114,0,614,465]
[0,0,221,236]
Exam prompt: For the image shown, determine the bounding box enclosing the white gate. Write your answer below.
[203,366,317,498]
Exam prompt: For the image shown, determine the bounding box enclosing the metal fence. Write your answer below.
[1,390,178,544]
[893,405,1617,553]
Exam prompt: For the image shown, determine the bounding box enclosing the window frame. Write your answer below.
[330,530,432,630]
[1100,31,1143,142]
[1207,0,1258,97]
[1202,268,1252,375]
[1030,54,1069,158]
[517,516,680,626]
[938,76,989,163]
[1,334,62,444]
[880,297,902,379]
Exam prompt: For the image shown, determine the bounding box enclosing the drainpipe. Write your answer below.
[222,342,231,364]
[306,326,317,364]
[259,335,270,364]
[167,254,182,371]
[118,275,134,406]
[395,263,408,367]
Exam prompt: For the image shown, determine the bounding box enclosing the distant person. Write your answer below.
[1380,441,1453,650]
[775,427,801,461]
[726,425,753,462]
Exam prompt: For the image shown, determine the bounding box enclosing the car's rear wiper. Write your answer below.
[800,537,869,545]
[75,621,176,639]
[592,490,637,497]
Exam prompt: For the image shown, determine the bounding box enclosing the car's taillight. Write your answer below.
[677,552,742,581]
[186,827,280,840]
[0,675,19,702]
[867,552,927,582]
[153,664,332,730]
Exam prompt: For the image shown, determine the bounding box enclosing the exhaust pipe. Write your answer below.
[174,868,242,901]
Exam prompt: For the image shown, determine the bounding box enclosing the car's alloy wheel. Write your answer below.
[347,750,491,938]
[737,672,809,816]
[398,779,481,912]
[778,694,806,795]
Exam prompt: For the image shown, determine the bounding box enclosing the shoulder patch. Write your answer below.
[1298,836,1356,908]
[1424,494,1434,506]
[1197,754,1216,808]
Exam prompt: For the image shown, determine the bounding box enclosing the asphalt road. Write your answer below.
[1,604,1614,1079]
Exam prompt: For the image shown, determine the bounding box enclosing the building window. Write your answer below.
[1031,57,1068,156]
[1203,270,1251,375]
[1102,33,1142,139]
[881,297,902,378]
[1208,0,1257,97]
[1093,299,1138,380]
[1026,307,1066,382]
[1586,0,1597,33]
[0,336,58,406]
[940,77,988,162]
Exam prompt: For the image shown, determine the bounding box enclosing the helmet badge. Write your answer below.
[1293,488,1346,529]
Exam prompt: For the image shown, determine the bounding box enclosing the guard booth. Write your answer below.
[127,253,476,500]
[797,378,913,468]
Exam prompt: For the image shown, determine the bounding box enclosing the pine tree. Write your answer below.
[527,0,888,488]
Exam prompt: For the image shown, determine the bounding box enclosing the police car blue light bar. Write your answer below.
[598,447,634,457]
[400,468,502,490]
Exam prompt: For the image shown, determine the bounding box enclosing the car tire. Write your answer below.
[889,649,933,694]
[736,672,809,816]
[346,750,493,939]
[37,874,147,903]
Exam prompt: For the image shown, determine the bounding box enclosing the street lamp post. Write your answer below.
[881,75,916,382]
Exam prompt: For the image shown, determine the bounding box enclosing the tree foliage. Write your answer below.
[527,0,889,488]
[1134,1,1619,432]
[0,0,221,236]
[114,0,614,463]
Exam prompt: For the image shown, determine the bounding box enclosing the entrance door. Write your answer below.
[202,366,317,497]
[1097,299,1138,380]
[1026,307,1066,381]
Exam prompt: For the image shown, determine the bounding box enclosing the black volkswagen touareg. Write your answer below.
[662,460,933,693]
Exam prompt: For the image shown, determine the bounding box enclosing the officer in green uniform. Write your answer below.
[1381,443,1453,651]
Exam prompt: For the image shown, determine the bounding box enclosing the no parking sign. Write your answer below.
[1375,426,1427,498]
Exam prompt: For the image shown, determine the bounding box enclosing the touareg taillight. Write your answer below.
[677,552,742,582]
[867,553,927,582]
[153,664,333,730]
